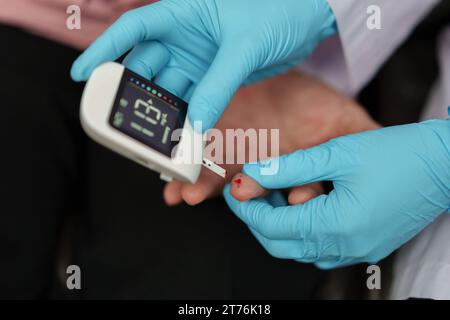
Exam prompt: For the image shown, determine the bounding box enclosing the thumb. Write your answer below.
[243,139,351,189]
[188,42,253,131]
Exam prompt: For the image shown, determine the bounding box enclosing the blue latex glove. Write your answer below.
[224,120,450,269]
[71,0,336,131]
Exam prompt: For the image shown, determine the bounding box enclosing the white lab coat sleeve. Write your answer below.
[300,0,440,96]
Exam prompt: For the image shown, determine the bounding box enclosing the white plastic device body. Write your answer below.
[80,62,203,183]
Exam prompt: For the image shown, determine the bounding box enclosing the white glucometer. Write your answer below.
[80,62,210,183]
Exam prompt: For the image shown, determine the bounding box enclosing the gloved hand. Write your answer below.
[224,120,450,269]
[163,71,380,206]
[71,0,336,131]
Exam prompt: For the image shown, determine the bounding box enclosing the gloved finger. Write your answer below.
[163,181,183,206]
[315,239,389,269]
[188,42,253,131]
[288,183,324,205]
[248,227,318,261]
[243,140,349,190]
[71,3,171,81]
[123,41,170,80]
[154,67,192,97]
[224,185,322,240]
[248,191,319,261]
[183,84,196,102]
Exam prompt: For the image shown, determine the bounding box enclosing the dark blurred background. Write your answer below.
[0,1,448,300]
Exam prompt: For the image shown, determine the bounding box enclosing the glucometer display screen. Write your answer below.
[109,69,187,157]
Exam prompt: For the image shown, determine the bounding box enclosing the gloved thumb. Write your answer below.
[243,140,350,190]
[188,42,253,131]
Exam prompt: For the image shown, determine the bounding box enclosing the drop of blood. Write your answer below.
[234,178,242,187]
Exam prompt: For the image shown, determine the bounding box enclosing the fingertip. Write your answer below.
[122,59,153,80]
[154,68,191,98]
[163,181,183,206]
[123,41,172,81]
[229,181,246,202]
[70,59,86,82]
[223,184,238,206]
[230,173,267,202]
[181,183,207,206]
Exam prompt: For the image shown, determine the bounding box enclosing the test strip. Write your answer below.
[202,158,227,179]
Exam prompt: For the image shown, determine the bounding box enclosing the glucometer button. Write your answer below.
[160,173,173,182]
